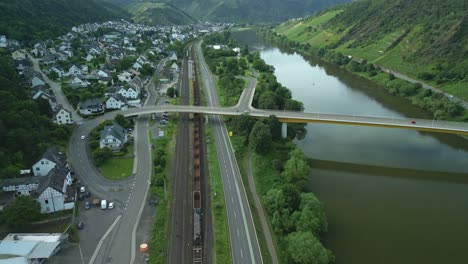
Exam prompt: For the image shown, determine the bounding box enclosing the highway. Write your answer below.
[195,42,263,263]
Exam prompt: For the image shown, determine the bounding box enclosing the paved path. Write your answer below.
[246,151,279,264]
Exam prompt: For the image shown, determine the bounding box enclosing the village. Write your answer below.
[0,20,228,262]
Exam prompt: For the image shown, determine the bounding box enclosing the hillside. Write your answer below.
[125,2,195,25]
[175,0,352,22]
[111,0,351,23]
[0,0,128,44]
[275,0,468,100]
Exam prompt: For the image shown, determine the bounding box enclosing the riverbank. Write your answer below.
[258,29,468,122]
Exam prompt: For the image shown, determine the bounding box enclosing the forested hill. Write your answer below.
[0,0,128,45]
[108,0,351,23]
[172,0,352,22]
[125,2,195,25]
[275,0,468,100]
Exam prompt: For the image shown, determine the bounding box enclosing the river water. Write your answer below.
[233,30,468,264]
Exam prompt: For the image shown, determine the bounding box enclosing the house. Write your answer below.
[100,123,128,151]
[35,167,74,213]
[32,147,68,177]
[11,50,27,60]
[171,62,179,72]
[0,233,67,263]
[31,76,45,88]
[0,35,6,48]
[168,51,177,61]
[132,61,143,71]
[14,59,31,73]
[118,71,132,83]
[71,75,89,88]
[79,98,104,115]
[106,94,127,110]
[85,54,95,62]
[81,64,89,74]
[50,65,66,78]
[98,75,113,85]
[31,85,52,100]
[53,107,73,125]
[0,177,41,196]
[106,85,127,97]
[41,54,57,65]
[68,64,82,76]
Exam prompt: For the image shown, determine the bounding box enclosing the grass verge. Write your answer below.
[206,126,232,263]
[148,120,176,264]
[98,156,134,180]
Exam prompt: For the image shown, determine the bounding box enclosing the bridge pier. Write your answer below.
[281,122,288,138]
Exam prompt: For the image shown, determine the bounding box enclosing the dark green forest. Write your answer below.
[0,0,128,45]
[0,51,71,179]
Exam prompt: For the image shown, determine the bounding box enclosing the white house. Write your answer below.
[132,61,143,71]
[171,62,179,72]
[118,71,132,83]
[71,76,89,88]
[85,54,95,62]
[0,35,6,48]
[79,98,104,115]
[32,147,68,177]
[50,66,65,78]
[68,65,82,76]
[168,51,177,61]
[53,107,73,125]
[100,123,128,151]
[106,94,127,110]
[97,70,110,78]
[36,167,74,213]
[31,77,45,88]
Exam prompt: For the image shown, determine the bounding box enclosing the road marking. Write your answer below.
[241,249,244,259]
[234,211,237,219]
[78,244,85,264]
[237,228,240,237]
[89,215,122,264]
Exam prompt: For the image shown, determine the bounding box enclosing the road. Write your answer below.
[67,58,166,264]
[28,55,83,123]
[195,42,264,263]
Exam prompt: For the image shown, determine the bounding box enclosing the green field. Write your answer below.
[98,156,133,180]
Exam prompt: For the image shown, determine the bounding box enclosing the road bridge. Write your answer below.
[121,105,468,136]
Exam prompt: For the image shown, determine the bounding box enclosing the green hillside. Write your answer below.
[275,0,468,100]
[125,2,195,25]
[0,0,128,44]
[156,0,351,23]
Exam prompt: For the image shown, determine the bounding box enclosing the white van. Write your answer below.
[101,200,107,210]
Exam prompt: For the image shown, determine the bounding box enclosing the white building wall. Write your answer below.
[38,187,66,213]
[32,158,56,176]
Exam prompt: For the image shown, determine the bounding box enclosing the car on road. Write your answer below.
[77,221,84,229]
[85,191,91,198]
[80,186,86,193]
[411,120,416,124]
[81,135,86,140]
[78,194,85,201]
[108,202,114,209]
[164,100,170,104]
[149,197,158,206]
[160,120,167,125]
[85,201,91,210]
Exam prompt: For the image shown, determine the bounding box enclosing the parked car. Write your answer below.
[149,198,158,206]
[80,186,86,193]
[78,194,85,201]
[81,135,86,140]
[411,120,416,124]
[159,120,167,125]
[108,202,114,209]
[85,191,91,198]
[101,200,107,210]
[85,201,91,210]
[77,221,84,229]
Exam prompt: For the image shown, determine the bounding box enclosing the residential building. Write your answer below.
[53,107,73,125]
[106,94,127,110]
[71,76,89,88]
[36,167,74,213]
[100,123,128,151]
[79,98,104,115]
[32,147,67,177]
[0,233,67,263]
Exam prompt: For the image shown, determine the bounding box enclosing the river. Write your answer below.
[233,30,468,264]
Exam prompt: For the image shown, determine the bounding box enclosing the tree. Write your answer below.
[286,232,329,264]
[264,115,282,140]
[249,121,272,154]
[282,148,310,190]
[231,114,255,135]
[296,193,328,235]
[2,196,41,227]
[167,87,178,98]
[140,64,155,77]
[114,114,130,128]
[92,148,113,166]
[258,91,278,109]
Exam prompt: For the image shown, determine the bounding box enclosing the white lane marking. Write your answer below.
[241,249,244,259]
[234,211,237,219]
[237,228,240,237]
[89,215,122,264]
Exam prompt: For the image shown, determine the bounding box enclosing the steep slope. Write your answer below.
[126,2,195,25]
[275,0,468,99]
[0,0,128,44]
[156,0,352,23]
